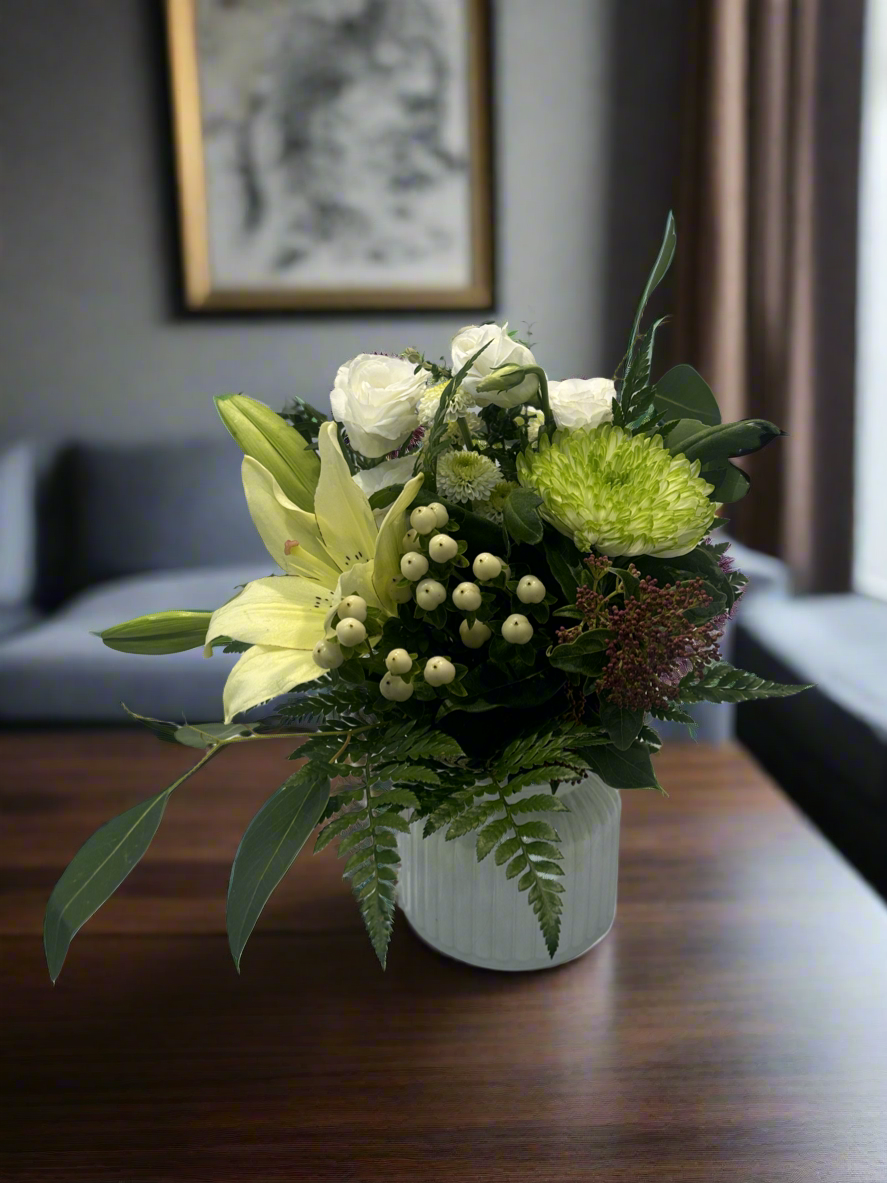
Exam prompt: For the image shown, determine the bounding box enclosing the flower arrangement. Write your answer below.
[44,216,808,980]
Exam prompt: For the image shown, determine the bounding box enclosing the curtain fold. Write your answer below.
[675,0,865,593]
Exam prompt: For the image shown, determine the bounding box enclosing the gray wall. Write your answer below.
[0,0,688,445]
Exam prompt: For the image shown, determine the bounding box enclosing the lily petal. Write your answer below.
[373,474,424,613]
[315,421,377,572]
[206,576,334,651]
[241,457,340,587]
[223,645,321,721]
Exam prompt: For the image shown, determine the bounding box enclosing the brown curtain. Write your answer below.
[675,0,865,593]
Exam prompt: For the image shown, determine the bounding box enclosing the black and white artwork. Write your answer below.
[169,0,492,308]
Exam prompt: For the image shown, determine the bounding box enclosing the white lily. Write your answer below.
[206,421,422,721]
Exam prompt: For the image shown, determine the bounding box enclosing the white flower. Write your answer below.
[351,452,418,497]
[330,354,426,458]
[416,380,476,428]
[548,377,615,430]
[205,422,423,720]
[437,449,501,503]
[451,323,539,407]
[522,406,545,443]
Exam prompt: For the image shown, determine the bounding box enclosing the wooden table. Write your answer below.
[2,732,885,1182]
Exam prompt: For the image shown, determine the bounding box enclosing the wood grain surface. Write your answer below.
[1,731,885,1182]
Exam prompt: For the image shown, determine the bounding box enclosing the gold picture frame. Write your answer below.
[165,0,493,311]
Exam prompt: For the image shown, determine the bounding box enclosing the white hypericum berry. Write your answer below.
[452,581,482,611]
[428,501,449,528]
[459,619,492,649]
[410,506,437,535]
[312,639,344,669]
[385,648,413,675]
[502,613,534,644]
[401,527,419,550]
[337,594,368,621]
[472,552,502,581]
[516,575,546,604]
[336,617,367,647]
[389,579,413,604]
[415,578,447,609]
[428,533,458,563]
[401,551,429,580]
[380,672,414,701]
[424,656,456,686]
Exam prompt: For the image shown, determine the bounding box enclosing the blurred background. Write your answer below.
[0,0,883,894]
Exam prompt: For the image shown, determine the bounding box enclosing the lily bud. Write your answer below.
[215,393,320,512]
[96,610,212,655]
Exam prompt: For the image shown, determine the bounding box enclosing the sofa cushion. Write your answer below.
[735,592,887,897]
[66,440,271,593]
[0,565,274,722]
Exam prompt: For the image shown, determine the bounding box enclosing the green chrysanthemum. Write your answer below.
[437,449,501,504]
[517,424,717,557]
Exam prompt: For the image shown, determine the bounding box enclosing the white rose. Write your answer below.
[548,377,616,430]
[451,322,540,408]
[330,354,426,458]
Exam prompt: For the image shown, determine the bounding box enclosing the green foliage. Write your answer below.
[121,705,258,749]
[226,763,330,970]
[664,418,784,466]
[626,211,676,370]
[503,488,544,543]
[678,661,811,704]
[653,365,721,427]
[580,741,663,792]
[599,700,645,750]
[418,341,492,488]
[44,744,222,981]
[549,630,611,675]
[613,317,668,431]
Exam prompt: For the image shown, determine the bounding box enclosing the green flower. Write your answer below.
[437,449,501,504]
[517,424,717,557]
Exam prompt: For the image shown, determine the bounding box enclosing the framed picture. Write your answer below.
[165,0,493,312]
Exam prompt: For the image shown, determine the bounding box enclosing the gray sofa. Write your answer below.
[0,438,779,736]
[0,439,272,722]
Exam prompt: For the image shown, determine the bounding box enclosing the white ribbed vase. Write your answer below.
[398,775,621,971]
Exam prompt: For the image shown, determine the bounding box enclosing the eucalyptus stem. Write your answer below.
[531,367,555,440]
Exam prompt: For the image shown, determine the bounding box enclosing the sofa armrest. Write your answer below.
[0,441,40,609]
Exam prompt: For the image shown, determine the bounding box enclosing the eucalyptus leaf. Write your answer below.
[667,419,784,466]
[653,365,721,427]
[226,764,330,970]
[44,746,221,981]
[703,461,750,503]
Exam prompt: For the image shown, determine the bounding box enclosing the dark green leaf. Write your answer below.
[476,816,511,861]
[506,853,528,879]
[549,629,611,674]
[44,746,221,981]
[703,461,750,503]
[226,765,330,970]
[653,365,721,426]
[504,488,544,544]
[599,700,645,750]
[627,211,676,367]
[494,836,521,865]
[581,742,663,792]
[666,419,784,466]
